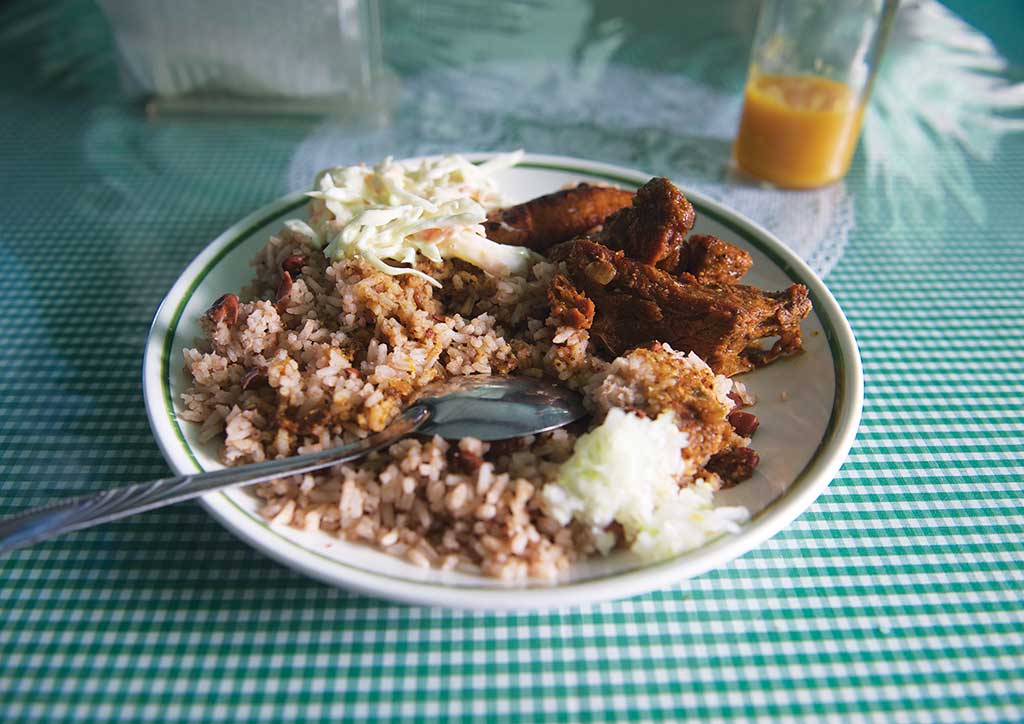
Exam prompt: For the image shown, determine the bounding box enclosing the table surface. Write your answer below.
[2,1,1023,722]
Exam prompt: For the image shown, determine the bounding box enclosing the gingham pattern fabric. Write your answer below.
[1,2,1022,722]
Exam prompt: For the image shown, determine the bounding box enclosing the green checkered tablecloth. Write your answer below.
[2,1,1022,722]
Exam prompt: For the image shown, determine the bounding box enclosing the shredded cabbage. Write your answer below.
[287,152,538,286]
[541,408,749,561]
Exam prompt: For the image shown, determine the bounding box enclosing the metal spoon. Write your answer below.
[0,376,586,554]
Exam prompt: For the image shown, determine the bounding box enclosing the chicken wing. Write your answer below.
[484,183,634,252]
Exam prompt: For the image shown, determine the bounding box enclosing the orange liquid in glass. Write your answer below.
[733,73,865,189]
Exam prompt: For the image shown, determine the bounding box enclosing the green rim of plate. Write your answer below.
[159,160,848,592]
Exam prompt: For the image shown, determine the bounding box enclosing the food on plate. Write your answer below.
[659,234,754,285]
[596,176,695,266]
[595,177,753,283]
[586,344,743,476]
[483,183,634,252]
[550,237,811,376]
[541,406,747,561]
[179,153,809,580]
[302,152,540,284]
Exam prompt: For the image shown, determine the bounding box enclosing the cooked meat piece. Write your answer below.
[598,178,752,284]
[598,177,694,266]
[484,183,634,252]
[658,234,753,285]
[547,274,595,329]
[550,239,811,376]
[706,447,760,487]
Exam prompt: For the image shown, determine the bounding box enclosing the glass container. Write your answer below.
[733,0,898,188]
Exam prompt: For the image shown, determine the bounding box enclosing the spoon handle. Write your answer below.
[0,406,430,554]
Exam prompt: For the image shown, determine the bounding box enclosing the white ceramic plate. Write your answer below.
[143,153,863,610]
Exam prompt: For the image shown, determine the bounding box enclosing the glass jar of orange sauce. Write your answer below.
[734,0,898,189]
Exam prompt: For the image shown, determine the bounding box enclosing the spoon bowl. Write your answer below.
[413,374,587,440]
